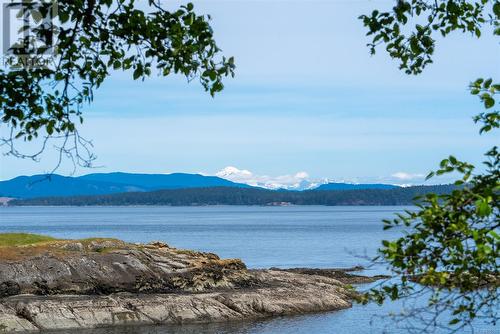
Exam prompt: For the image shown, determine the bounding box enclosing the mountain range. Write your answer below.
[315,183,398,191]
[0,173,250,199]
[0,172,405,199]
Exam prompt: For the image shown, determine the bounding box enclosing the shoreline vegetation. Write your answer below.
[0,233,384,332]
[6,184,456,207]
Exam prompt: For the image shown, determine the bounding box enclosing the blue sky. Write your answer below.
[1,0,499,185]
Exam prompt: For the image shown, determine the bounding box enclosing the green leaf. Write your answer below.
[133,68,142,80]
[30,9,43,23]
[494,2,500,17]
[59,11,69,23]
[476,199,492,217]
[484,97,495,109]
[489,230,500,240]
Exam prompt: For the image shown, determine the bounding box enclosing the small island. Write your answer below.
[0,233,384,332]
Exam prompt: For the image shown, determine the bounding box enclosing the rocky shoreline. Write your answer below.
[0,237,384,333]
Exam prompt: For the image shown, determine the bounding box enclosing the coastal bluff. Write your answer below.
[0,234,376,332]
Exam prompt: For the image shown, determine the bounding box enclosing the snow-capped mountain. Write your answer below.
[215,166,324,191]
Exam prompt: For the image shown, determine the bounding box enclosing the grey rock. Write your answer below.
[272,267,390,284]
[0,282,20,298]
[147,241,169,248]
[87,240,124,252]
[0,240,369,333]
[0,270,352,332]
[59,242,84,252]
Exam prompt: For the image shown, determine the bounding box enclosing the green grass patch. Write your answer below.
[0,233,57,247]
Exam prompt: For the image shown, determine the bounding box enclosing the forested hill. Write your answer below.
[9,184,456,206]
[0,173,251,199]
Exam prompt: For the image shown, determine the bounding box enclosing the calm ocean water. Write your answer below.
[0,206,496,333]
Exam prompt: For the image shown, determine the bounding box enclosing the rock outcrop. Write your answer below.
[0,239,250,297]
[0,238,375,333]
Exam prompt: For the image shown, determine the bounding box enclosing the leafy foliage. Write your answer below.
[360,0,499,331]
[362,148,499,330]
[359,0,499,75]
[0,0,235,168]
[470,77,500,132]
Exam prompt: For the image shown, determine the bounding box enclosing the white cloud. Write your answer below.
[391,172,425,181]
[215,166,321,190]
[214,167,431,189]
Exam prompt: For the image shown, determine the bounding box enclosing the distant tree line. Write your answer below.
[10,185,456,206]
